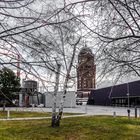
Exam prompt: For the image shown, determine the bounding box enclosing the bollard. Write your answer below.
[127,109,130,120]
[139,108,140,117]
[85,104,87,114]
[113,112,116,118]
[135,106,137,118]
[7,110,10,119]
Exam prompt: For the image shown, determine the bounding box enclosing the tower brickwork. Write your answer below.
[77,47,96,97]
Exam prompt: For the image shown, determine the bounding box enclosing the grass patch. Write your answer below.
[0,110,82,118]
[0,116,140,140]
[0,111,51,118]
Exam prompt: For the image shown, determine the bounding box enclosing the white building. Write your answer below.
[44,91,76,108]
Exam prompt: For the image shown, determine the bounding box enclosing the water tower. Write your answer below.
[23,80,38,107]
[77,46,96,97]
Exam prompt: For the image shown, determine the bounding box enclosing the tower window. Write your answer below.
[85,65,91,68]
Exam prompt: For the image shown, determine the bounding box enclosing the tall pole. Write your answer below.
[127,82,130,119]
[127,82,130,108]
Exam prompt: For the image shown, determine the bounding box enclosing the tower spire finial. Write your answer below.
[84,41,87,48]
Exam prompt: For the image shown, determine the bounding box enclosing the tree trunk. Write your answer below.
[51,63,61,127]
[56,38,81,126]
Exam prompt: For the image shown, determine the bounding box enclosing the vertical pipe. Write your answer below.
[127,83,130,119]
[127,83,130,108]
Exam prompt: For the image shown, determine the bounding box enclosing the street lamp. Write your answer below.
[127,82,130,107]
[127,82,130,119]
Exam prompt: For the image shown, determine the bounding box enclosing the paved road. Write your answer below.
[65,105,140,117]
[1,105,140,118]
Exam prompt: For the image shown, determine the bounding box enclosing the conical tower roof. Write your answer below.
[79,45,92,55]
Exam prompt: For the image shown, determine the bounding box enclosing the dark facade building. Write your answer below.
[88,80,140,107]
[77,46,96,97]
[77,47,140,107]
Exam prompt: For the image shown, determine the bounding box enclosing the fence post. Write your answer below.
[113,112,116,118]
[135,106,137,118]
[127,109,130,120]
[7,110,10,119]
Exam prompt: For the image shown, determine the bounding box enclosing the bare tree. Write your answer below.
[21,5,83,126]
[3,0,139,127]
[61,0,140,83]
[0,0,82,117]
[89,0,140,79]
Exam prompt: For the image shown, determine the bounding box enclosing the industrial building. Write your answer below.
[88,80,140,107]
[19,80,76,108]
[19,80,43,107]
[77,46,140,107]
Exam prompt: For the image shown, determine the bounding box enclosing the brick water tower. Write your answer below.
[77,46,96,97]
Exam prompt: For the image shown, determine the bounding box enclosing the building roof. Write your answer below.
[89,80,140,105]
[79,46,92,55]
[110,80,140,98]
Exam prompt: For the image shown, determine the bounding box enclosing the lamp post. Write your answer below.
[127,83,130,119]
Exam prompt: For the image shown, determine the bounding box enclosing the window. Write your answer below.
[85,65,91,69]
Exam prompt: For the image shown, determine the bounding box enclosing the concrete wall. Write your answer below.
[44,91,76,108]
